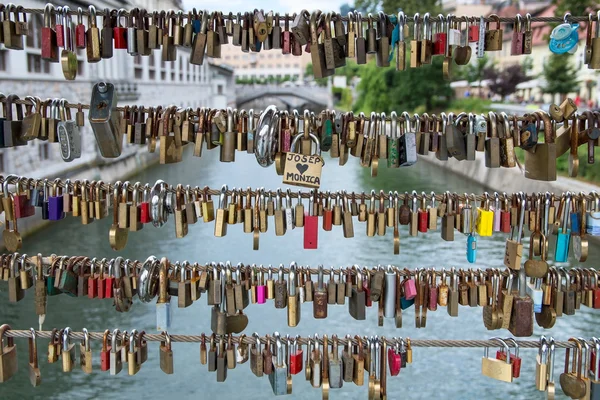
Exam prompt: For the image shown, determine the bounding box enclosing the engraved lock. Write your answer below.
[510,14,524,56]
[484,14,503,51]
[550,13,579,55]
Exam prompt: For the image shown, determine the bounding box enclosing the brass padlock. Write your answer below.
[484,14,503,51]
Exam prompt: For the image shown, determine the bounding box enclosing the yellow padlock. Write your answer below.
[476,193,494,237]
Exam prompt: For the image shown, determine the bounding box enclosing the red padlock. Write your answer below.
[41,3,59,62]
[388,344,402,376]
[322,192,333,232]
[468,17,480,42]
[97,264,106,299]
[289,336,303,375]
[281,117,291,153]
[13,180,35,219]
[55,5,65,47]
[88,261,98,299]
[104,260,115,298]
[139,185,152,224]
[100,329,112,371]
[418,195,429,233]
[433,15,447,55]
[303,192,318,249]
[113,8,128,49]
[282,13,291,55]
[591,339,599,374]
[75,7,86,49]
[501,197,512,233]
[495,339,522,378]
[428,272,438,311]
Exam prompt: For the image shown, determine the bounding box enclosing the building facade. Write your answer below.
[0,0,233,177]
[0,0,233,235]
[213,43,312,82]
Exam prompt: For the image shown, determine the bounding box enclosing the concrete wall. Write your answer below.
[421,152,600,199]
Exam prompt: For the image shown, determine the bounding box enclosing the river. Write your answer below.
[0,147,597,399]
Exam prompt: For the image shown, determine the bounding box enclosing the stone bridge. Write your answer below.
[235,85,332,112]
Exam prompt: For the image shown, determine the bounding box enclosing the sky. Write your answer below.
[182,0,346,13]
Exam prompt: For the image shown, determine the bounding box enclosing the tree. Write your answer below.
[483,64,529,101]
[304,63,328,87]
[354,57,453,112]
[354,0,441,14]
[542,54,579,102]
[455,55,493,98]
[552,0,596,19]
[340,3,356,15]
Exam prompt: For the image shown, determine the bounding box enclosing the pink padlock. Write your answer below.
[256,270,267,304]
[388,344,402,376]
[403,275,417,300]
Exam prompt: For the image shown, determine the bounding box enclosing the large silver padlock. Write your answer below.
[89,82,122,158]
[269,337,288,395]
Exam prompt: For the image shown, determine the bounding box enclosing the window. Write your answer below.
[26,15,43,49]
[38,144,49,160]
[0,51,7,71]
[217,85,223,95]
[77,60,84,77]
[135,68,143,79]
[27,54,50,73]
[149,69,156,80]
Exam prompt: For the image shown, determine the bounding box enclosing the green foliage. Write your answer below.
[235,75,295,85]
[335,88,354,111]
[446,98,493,114]
[542,54,579,97]
[304,63,328,86]
[355,0,441,15]
[552,0,596,18]
[354,57,453,113]
[453,55,493,99]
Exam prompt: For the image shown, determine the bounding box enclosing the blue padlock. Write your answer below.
[549,20,579,54]
[467,233,477,263]
[570,209,581,235]
[555,192,572,262]
[192,13,201,34]
[400,296,414,310]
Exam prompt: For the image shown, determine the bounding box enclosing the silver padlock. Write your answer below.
[89,82,123,158]
[587,192,600,236]
[384,266,397,318]
[110,329,123,375]
[269,336,288,395]
[399,112,417,166]
[57,99,81,162]
[328,335,344,389]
